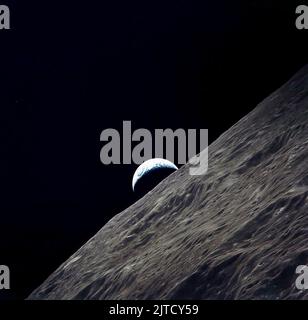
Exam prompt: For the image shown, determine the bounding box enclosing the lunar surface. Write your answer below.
[29,65,308,300]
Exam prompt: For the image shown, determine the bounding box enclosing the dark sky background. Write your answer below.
[0,0,307,299]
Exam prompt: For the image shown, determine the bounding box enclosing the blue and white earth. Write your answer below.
[132,158,178,195]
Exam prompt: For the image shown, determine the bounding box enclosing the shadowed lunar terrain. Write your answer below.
[29,65,308,300]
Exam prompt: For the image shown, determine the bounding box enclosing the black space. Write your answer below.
[0,0,307,299]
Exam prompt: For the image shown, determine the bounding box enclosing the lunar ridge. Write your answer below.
[29,65,308,300]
